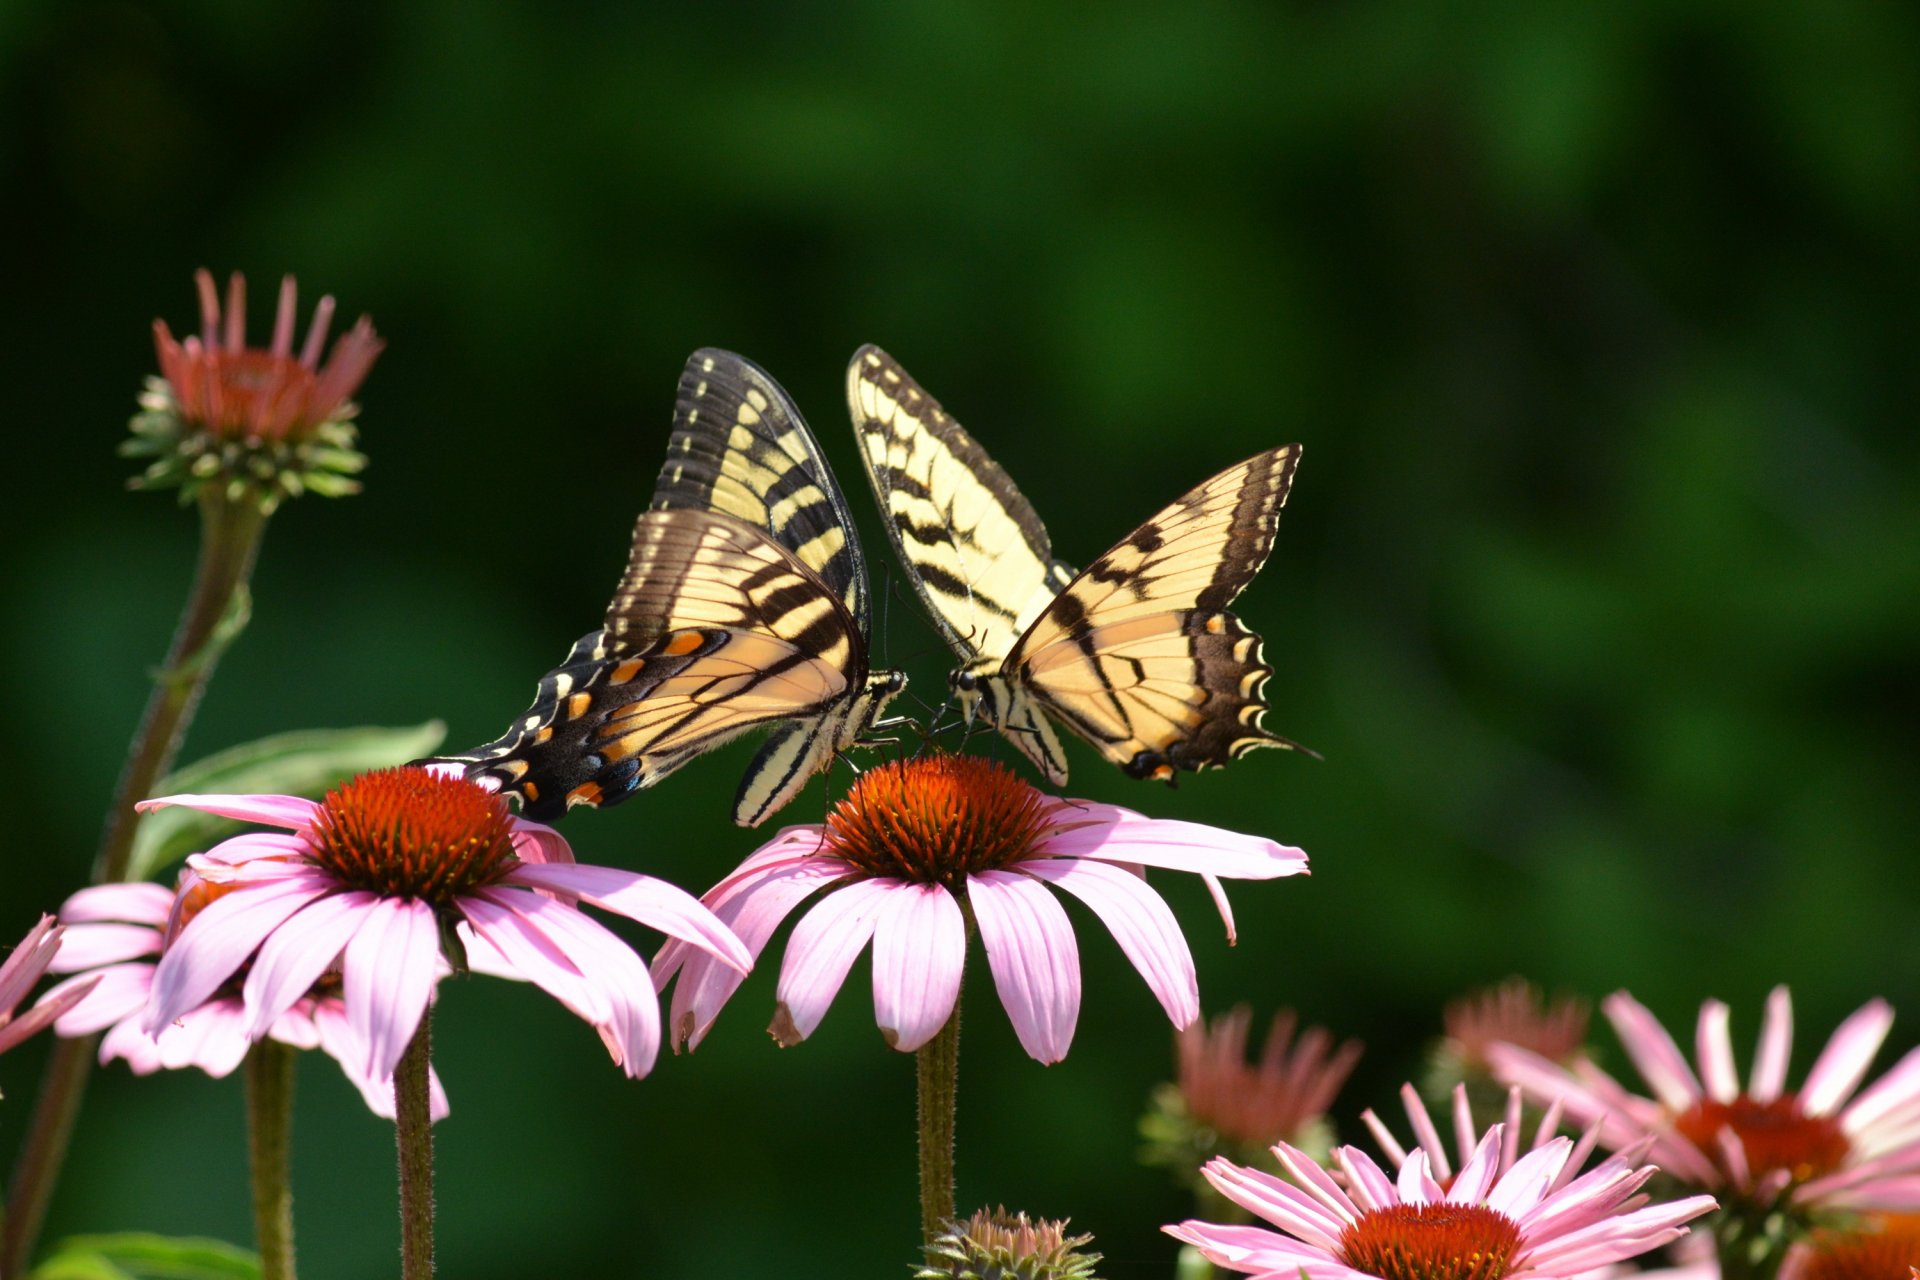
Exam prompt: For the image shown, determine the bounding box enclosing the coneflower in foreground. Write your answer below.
[140,766,751,1084]
[655,753,1307,1063]
[1165,1096,1717,1280]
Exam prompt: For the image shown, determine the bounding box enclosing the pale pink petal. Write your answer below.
[1750,985,1793,1101]
[500,892,661,1077]
[0,916,64,1010]
[1400,1081,1453,1181]
[1204,1157,1353,1248]
[968,869,1080,1064]
[243,890,377,1037]
[312,1000,450,1121]
[266,1003,322,1050]
[49,965,151,1036]
[145,877,332,1032]
[1023,857,1197,1028]
[870,884,965,1052]
[1396,1149,1444,1205]
[507,863,750,974]
[1696,1000,1738,1103]
[1275,1141,1365,1222]
[1162,1220,1355,1278]
[1602,991,1703,1110]
[137,793,320,830]
[100,1016,164,1073]
[46,923,159,972]
[58,883,174,925]
[459,896,601,1022]
[341,896,441,1081]
[1842,1044,1920,1135]
[771,879,893,1046]
[155,997,251,1076]
[1334,1145,1400,1214]
[0,975,100,1055]
[1041,806,1308,880]
[1199,872,1237,944]
[507,820,574,867]
[1447,1127,1505,1205]
[1360,1109,1409,1168]
[1519,1194,1717,1273]
[1801,998,1893,1116]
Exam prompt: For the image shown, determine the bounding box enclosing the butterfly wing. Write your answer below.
[1006,445,1307,780]
[848,345,1074,664]
[654,348,870,632]
[463,507,869,823]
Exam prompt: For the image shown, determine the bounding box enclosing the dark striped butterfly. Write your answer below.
[456,350,905,826]
[847,344,1306,787]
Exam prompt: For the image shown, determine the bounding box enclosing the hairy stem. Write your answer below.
[246,1040,298,1280]
[2,489,268,1276]
[915,987,962,1243]
[396,1016,435,1280]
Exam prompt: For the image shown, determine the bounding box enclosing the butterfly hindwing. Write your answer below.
[1008,446,1306,779]
[849,345,1074,665]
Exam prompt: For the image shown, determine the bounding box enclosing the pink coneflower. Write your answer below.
[1166,1102,1717,1280]
[138,767,751,1086]
[0,915,97,1058]
[1445,978,1591,1072]
[39,878,448,1119]
[127,269,382,507]
[153,269,382,444]
[1490,988,1920,1215]
[654,754,1307,1063]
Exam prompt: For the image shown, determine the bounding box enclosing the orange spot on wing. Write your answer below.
[568,781,603,807]
[660,631,706,656]
[610,659,646,684]
[566,693,591,719]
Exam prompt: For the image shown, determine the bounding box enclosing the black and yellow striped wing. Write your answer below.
[1008,446,1309,781]
[848,345,1074,664]
[462,507,881,825]
[655,349,870,632]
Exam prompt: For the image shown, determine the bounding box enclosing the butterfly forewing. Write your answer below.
[654,349,869,631]
[849,345,1074,663]
[1009,445,1305,778]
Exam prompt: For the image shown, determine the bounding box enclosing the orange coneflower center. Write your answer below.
[163,874,240,949]
[1673,1094,1851,1184]
[304,769,519,904]
[1794,1222,1920,1280]
[823,755,1052,887]
[1338,1203,1523,1280]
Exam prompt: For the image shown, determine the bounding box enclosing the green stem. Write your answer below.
[1,488,267,1277]
[396,1015,435,1280]
[246,1040,298,1280]
[915,988,962,1243]
[1713,1204,1794,1280]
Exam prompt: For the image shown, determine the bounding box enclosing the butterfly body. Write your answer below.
[850,344,1306,788]
[460,351,904,826]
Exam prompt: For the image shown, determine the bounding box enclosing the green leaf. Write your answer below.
[31,1233,259,1280]
[126,720,448,881]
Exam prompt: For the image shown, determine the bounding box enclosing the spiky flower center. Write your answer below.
[1795,1222,1920,1280]
[917,1206,1101,1280]
[1338,1203,1523,1280]
[1674,1094,1851,1184]
[824,756,1053,887]
[305,769,519,904]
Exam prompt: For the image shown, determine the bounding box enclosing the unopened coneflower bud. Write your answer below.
[1426,976,1589,1103]
[123,269,381,513]
[917,1207,1101,1280]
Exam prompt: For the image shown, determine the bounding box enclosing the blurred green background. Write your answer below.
[2,1,1917,1275]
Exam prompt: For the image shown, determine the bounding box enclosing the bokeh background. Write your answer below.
[2,2,1916,1275]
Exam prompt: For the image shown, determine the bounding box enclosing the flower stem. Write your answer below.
[2,488,268,1277]
[915,989,962,1243]
[246,1040,298,1280]
[396,1015,435,1280]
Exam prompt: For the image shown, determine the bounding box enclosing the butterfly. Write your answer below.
[847,344,1306,787]
[459,349,905,827]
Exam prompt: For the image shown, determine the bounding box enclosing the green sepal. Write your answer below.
[127,720,448,880]
[28,1233,259,1280]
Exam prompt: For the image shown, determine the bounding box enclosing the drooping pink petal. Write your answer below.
[460,895,601,1022]
[869,883,965,1052]
[144,876,331,1032]
[1199,872,1237,944]
[341,896,440,1082]
[312,999,449,1121]
[155,997,251,1076]
[506,818,573,867]
[968,869,1080,1064]
[189,831,315,871]
[242,890,377,1037]
[1801,998,1894,1116]
[1161,1219,1355,1278]
[58,882,174,925]
[1602,991,1703,1110]
[1041,806,1308,880]
[1696,999,1738,1103]
[506,895,661,1077]
[48,965,151,1036]
[100,1015,165,1073]
[660,854,845,1052]
[44,923,159,972]
[266,1002,322,1050]
[508,863,750,974]
[0,975,100,1055]
[1750,984,1793,1101]
[0,916,64,1011]
[1023,857,1197,1029]
[771,879,893,1046]
[137,793,321,830]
